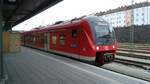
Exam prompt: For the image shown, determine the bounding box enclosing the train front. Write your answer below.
[87,16,118,65]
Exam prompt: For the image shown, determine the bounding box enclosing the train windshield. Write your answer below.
[94,23,115,45]
[87,16,115,45]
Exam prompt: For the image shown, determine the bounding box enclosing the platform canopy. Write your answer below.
[2,0,62,31]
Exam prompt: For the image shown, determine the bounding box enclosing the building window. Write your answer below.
[119,21,121,23]
[142,18,144,22]
[59,35,66,46]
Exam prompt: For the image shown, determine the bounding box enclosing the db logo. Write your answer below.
[104,46,108,50]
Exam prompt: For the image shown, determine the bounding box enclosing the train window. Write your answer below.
[72,29,77,38]
[30,35,32,42]
[52,36,57,45]
[59,35,66,46]
[41,34,44,43]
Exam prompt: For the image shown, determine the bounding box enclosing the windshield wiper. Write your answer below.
[98,34,111,38]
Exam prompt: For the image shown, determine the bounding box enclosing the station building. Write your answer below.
[96,2,150,27]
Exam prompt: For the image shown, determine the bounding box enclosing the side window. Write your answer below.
[30,35,33,42]
[52,35,57,45]
[59,35,66,46]
[41,34,44,42]
[72,29,77,38]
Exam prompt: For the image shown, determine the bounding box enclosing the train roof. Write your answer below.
[22,16,108,34]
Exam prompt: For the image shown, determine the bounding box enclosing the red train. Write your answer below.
[21,16,118,65]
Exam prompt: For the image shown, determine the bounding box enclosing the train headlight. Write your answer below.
[96,46,99,50]
[113,45,115,49]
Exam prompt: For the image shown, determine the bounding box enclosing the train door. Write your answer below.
[44,33,50,51]
[70,29,80,58]
[50,32,57,50]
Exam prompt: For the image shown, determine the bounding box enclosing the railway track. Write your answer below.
[103,49,150,82]
[102,61,150,82]
[117,51,150,60]
[116,43,150,70]
[118,48,150,54]
[119,43,150,51]
[115,58,150,70]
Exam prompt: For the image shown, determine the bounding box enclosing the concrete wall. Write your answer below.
[3,32,21,53]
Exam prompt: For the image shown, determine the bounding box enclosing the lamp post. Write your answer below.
[147,0,149,25]
[0,0,4,80]
[130,0,134,51]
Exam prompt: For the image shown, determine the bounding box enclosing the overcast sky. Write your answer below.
[13,0,148,31]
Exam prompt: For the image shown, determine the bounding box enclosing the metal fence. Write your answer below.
[114,25,150,43]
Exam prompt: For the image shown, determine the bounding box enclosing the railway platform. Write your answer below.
[3,47,150,84]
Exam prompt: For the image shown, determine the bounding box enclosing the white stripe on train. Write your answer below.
[25,44,96,61]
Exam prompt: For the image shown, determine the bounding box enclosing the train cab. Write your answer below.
[83,16,118,64]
